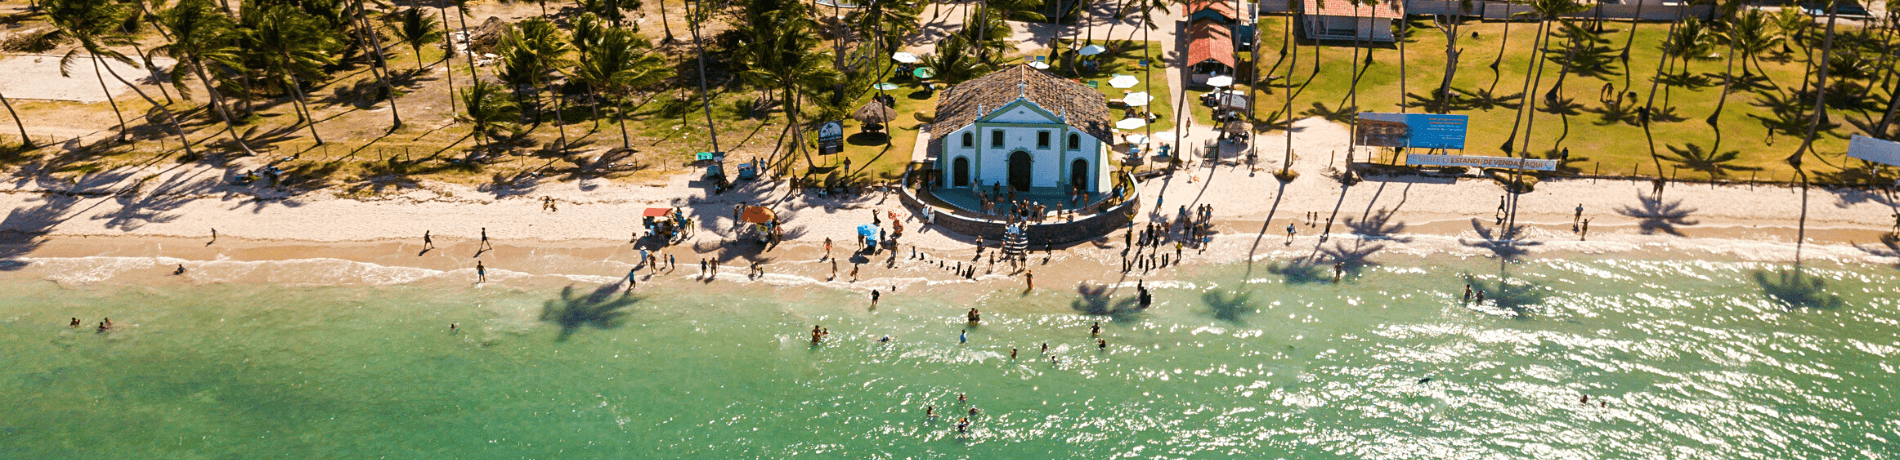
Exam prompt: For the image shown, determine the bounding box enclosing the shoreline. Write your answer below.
[4,119,1899,290]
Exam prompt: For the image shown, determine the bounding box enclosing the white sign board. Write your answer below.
[1407,153,1559,171]
[1848,135,1900,166]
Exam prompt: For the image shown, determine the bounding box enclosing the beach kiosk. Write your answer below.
[738,206,778,245]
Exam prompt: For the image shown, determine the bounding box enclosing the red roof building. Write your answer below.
[1186,20,1236,76]
[1301,0,1404,42]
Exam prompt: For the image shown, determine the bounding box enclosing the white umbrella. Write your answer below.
[1115,118,1147,130]
[1125,134,1149,145]
[1028,61,1050,69]
[1122,92,1151,107]
[892,52,920,63]
[1078,44,1107,56]
[1108,75,1140,89]
[1206,75,1234,87]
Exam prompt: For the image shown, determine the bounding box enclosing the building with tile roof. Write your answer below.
[929,65,1114,194]
[1302,0,1404,42]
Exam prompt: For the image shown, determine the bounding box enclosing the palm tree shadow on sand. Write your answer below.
[540,283,644,341]
[1459,218,1540,261]
[1616,193,1700,236]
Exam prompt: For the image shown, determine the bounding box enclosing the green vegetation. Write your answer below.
[1254,4,1900,183]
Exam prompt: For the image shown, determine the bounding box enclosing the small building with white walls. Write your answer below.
[930,65,1113,194]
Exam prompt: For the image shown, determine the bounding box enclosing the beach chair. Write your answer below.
[1086,80,1099,88]
[1035,55,1046,62]
[1138,59,1149,68]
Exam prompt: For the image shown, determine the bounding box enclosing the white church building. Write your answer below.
[931,65,1114,194]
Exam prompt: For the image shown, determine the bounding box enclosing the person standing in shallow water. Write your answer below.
[475,261,487,283]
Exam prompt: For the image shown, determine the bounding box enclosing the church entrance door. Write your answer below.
[1008,151,1032,192]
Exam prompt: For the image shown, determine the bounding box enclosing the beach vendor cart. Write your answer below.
[697,152,729,191]
[737,205,777,245]
[857,224,879,253]
[643,207,685,242]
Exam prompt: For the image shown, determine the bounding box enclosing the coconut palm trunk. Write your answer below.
[687,0,721,154]
[1789,0,1840,168]
[1639,17,1685,180]
[96,54,194,156]
[1707,24,1739,155]
[1499,16,1549,155]
[354,0,403,129]
[437,0,457,112]
[1,91,31,149]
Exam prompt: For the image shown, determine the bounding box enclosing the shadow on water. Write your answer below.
[1201,288,1257,324]
[1266,260,1329,285]
[1461,272,1551,317]
[1070,282,1144,323]
[1751,268,1845,309]
[540,283,643,341]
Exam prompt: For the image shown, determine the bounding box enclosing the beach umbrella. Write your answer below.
[1125,134,1149,145]
[1027,61,1050,69]
[1122,92,1151,107]
[858,224,878,238]
[1114,118,1147,130]
[1108,75,1139,88]
[912,67,936,79]
[1206,75,1234,87]
[853,101,897,125]
[872,82,900,90]
[741,206,777,224]
[892,52,920,63]
[1078,44,1107,56]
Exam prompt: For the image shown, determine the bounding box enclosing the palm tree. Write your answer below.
[348,0,403,130]
[656,0,676,44]
[1282,0,1299,177]
[686,0,722,155]
[251,4,342,145]
[155,0,257,155]
[738,5,840,168]
[1789,0,1842,168]
[1512,0,1587,154]
[569,26,671,149]
[460,79,521,149]
[43,0,194,154]
[919,34,996,84]
[386,7,445,72]
[498,18,575,151]
[1705,2,1761,155]
[1432,0,1475,113]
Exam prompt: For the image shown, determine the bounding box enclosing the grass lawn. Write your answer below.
[1251,15,1898,183]
[1046,40,1175,134]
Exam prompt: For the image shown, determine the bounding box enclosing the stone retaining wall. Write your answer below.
[899,170,1142,246]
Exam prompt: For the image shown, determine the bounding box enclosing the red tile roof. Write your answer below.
[1302,0,1403,19]
[1184,0,1240,20]
[1187,22,1235,68]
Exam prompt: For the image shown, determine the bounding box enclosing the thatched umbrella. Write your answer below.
[852,101,897,132]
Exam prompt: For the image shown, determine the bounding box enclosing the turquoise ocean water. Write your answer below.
[1,254,1897,459]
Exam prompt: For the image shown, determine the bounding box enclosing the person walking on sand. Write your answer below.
[422,230,434,250]
[1574,204,1584,229]
[209,228,217,245]
[476,261,487,283]
[1285,224,1297,244]
[174,264,186,275]
[824,237,833,259]
[871,289,881,307]
[850,264,860,282]
[1581,218,1591,241]
[627,268,638,290]
[1024,270,1034,290]
[479,228,493,252]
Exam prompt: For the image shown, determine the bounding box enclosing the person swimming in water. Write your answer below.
[1090,321,1101,336]
[1041,343,1049,354]
[957,393,966,404]
[450,323,458,332]
[1463,284,1473,302]
[966,308,981,324]
[70,317,80,327]
[1098,338,1107,349]
[958,330,967,343]
[1010,347,1018,359]
[956,418,969,433]
[926,405,936,418]
[811,325,826,344]
[967,407,979,417]
[174,264,186,275]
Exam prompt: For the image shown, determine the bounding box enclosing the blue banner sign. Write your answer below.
[1355,113,1469,150]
